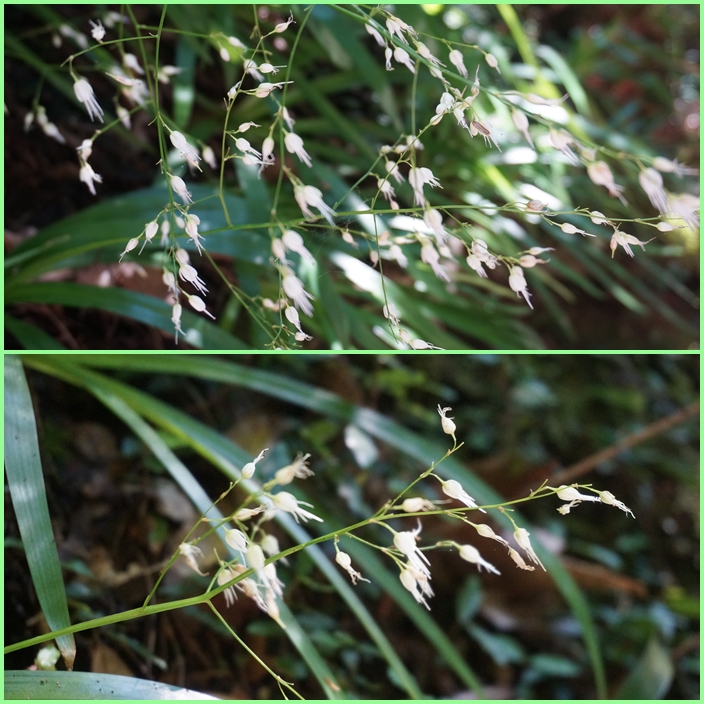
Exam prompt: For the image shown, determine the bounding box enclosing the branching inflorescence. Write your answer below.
[167,401,636,697]
[39,6,698,348]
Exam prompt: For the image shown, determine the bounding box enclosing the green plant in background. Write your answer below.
[4,4,699,349]
[5,354,699,699]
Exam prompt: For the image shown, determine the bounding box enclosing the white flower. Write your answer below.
[519,254,548,268]
[179,543,208,576]
[77,138,93,161]
[79,162,102,196]
[508,547,534,571]
[264,562,285,597]
[170,131,200,166]
[638,167,670,215]
[274,453,313,485]
[217,567,238,607]
[410,339,444,350]
[259,136,276,175]
[335,551,370,585]
[394,46,415,74]
[260,534,280,557]
[285,307,312,342]
[554,485,601,513]
[388,244,408,267]
[258,62,282,75]
[35,644,61,671]
[598,490,635,518]
[436,405,456,442]
[589,210,609,226]
[73,78,104,122]
[471,522,510,547]
[420,239,450,282]
[282,230,315,263]
[137,220,159,254]
[556,485,600,503]
[508,266,533,310]
[178,263,208,295]
[513,527,545,570]
[234,137,261,157]
[423,208,448,246]
[185,213,204,253]
[485,53,500,72]
[274,12,295,33]
[587,161,627,204]
[186,293,215,319]
[528,246,555,255]
[119,237,139,262]
[234,506,265,521]
[246,542,265,572]
[458,544,500,574]
[561,222,595,238]
[224,528,249,555]
[393,524,431,579]
[272,491,323,523]
[652,156,698,177]
[610,230,652,258]
[549,128,579,165]
[242,448,267,479]
[377,178,396,202]
[281,107,295,131]
[385,159,405,184]
[116,105,131,130]
[441,478,486,513]
[415,40,444,67]
[171,303,183,343]
[511,110,534,150]
[157,65,182,85]
[448,49,468,78]
[253,81,293,98]
[35,107,66,144]
[284,132,312,167]
[170,175,193,204]
[385,17,408,44]
[89,19,105,43]
[401,497,437,513]
[408,167,442,207]
[466,253,488,278]
[381,46,392,70]
[669,193,700,230]
[364,22,385,47]
[399,566,431,609]
[282,268,315,317]
[59,24,88,49]
[201,146,217,170]
[470,119,501,152]
[294,184,337,225]
[123,53,144,75]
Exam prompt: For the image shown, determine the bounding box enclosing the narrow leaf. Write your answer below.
[4,356,75,669]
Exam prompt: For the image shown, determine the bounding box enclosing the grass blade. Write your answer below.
[4,670,218,700]
[6,283,249,350]
[4,356,76,669]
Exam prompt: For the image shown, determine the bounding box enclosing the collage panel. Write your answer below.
[4,3,699,351]
[4,353,699,698]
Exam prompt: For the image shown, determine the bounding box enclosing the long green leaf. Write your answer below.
[4,356,75,669]
[4,670,218,700]
[5,315,67,350]
[5,283,249,350]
